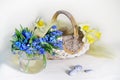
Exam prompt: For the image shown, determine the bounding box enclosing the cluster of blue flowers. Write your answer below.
[45,25,63,49]
[13,28,46,55]
[12,25,63,55]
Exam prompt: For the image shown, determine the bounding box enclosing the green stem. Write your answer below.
[25,59,30,72]
[43,54,47,67]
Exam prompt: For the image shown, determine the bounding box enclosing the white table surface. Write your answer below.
[0,0,120,80]
[0,48,120,80]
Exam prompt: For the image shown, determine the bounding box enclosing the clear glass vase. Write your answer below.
[18,52,46,74]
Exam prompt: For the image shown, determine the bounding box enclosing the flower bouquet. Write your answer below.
[11,25,63,73]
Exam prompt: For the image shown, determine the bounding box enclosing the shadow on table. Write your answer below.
[87,43,115,58]
[0,34,19,71]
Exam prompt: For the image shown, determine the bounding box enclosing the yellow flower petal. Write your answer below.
[82,25,90,32]
[36,20,44,28]
[95,32,101,39]
[88,39,95,44]
[86,34,95,44]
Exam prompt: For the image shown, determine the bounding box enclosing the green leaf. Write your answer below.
[41,42,54,55]
[26,27,29,32]
[15,28,21,37]
[11,45,14,52]
[42,42,53,49]
[12,37,18,41]
[44,47,53,55]
[16,28,26,41]
[29,35,37,44]
[11,44,19,51]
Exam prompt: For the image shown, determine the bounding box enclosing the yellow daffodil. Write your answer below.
[79,24,102,44]
[82,25,90,32]
[95,32,101,39]
[36,19,45,28]
[86,34,95,44]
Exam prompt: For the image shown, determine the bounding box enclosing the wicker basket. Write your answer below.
[47,10,90,59]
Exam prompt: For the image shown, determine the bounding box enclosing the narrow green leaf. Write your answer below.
[29,35,36,44]
[20,24,23,30]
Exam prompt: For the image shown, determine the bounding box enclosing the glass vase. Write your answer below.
[18,52,46,74]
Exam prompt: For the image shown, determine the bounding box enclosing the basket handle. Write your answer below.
[51,10,79,37]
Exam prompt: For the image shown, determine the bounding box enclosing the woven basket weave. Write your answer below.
[47,10,90,59]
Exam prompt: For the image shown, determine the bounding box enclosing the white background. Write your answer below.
[0,0,120,80]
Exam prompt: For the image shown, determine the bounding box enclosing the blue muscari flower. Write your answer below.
[46,34,50,37]
[42,38,46,42]
[51,30,63,36]
[58,45,63,50]
[34,38,39,42]
[58,41,63,45]
[23,39,28,44]
[21,43,29,50]
[39,38,46,43]
[56,30,63,36]
[25,48,34,54]
[53,43,58,47]
[22,30,32,39]
[50,31,56,35]
[32,41,38,47]
[48,36,56,43]
[53,41,63,49]
[35,45,41,50]
[39,38,43,42]
[51,25,57,29]
[45,34,50,42]
[34,38,40,44]
[44,36,49,41]
[14,41,21,49]
[39,48,45,54]
[58,43,63,48]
